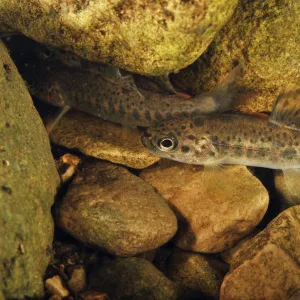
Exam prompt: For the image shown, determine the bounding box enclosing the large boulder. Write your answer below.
[173,0,300,113]
[0,0,237,75]
[0,42,59,298]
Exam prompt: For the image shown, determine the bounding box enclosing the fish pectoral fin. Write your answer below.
[146,74,177,95]
[269,89,300,131]
[45,105,71,134]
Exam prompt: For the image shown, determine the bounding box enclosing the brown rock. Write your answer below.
[167,250,225,299]
[45,275,69,298]
[220,206,300,300]
[56,159,177,256]
[67,266,86,293]
[79,291,109,300]
[220,230,259,264]
[140,161,269,253]
[50,110,159,169]
[274,170,300,209]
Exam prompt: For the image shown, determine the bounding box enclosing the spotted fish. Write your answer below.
[17,40,243,128]
[142,89,300,171]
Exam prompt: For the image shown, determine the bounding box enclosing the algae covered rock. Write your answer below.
[0,42,59,298]
[173,0,300,113]
[89,258,179,300]
[0,0,237,75]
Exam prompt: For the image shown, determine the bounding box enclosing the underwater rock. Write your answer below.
[220,230,259,264]
[0,42,59,298]
[274,170,300,209]
[140,161,269,253]
[50,110,160,169]
[220,206,300,300]
[0,0,237,75]
[56,159,177,256]
[173,0,300,113]
[45,276,70,298]
[89,258,179,300]
[167,250,225,299]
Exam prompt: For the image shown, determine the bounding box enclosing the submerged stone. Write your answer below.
[0,41,59,298]
[56,159,177,256]
[0,0,237,75]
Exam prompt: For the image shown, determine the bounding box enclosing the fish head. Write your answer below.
[142,117,220,164]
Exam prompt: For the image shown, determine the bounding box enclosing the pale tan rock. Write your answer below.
[0,0,237,75]
[50,110,159,169]
[67,266,86,293]
[56,153,81,183]
[56,159,177,256]
[274,170,300,209]
[220,206,300,300]
[45,275,69,298]
[167,250,225,299]
[140,161,269,253]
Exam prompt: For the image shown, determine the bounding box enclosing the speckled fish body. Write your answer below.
[142,91,300,169]
[19,44,241,127]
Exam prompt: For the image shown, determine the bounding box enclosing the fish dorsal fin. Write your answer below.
[269,89,300,131]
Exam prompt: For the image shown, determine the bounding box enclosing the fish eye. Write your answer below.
[157,137,178,152]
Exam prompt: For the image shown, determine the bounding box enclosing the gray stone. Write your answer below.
[56,159,177,256]
[89,258,179,300]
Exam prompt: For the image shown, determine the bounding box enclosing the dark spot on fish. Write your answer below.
[5,122,10,128]
[131,103,135,107]
[195,150,200,156]
[238,137,242,143]
[132,109,140,120]
[170,122,174,127]
[166,112,173,120]
[181,126,186,130]
[188,135,196,140]
[190,123,194,129]
[282,148,297,160]
[166,103,170,107]
[181,146,190,153]
[288,141,293,146]
[250,138,254,143]
[140,101,144,105]
[193,118,204,127]
[145,110,151,121]
[276,133,280,138]
[126,104,131,109]
[227,136,230,141]
[280,142,285,147]
[191,109,202,118]
[244,133,248,137]
[295,141,300,146]
[119,104,126,116]
[212,136,218,143]
[252,129,256,133]
[260,138,265,142]
[282,132,287,138]
[180,112,189,118]
[209,151,215,156]
[201,145,206,150]
[268,136,272,142]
